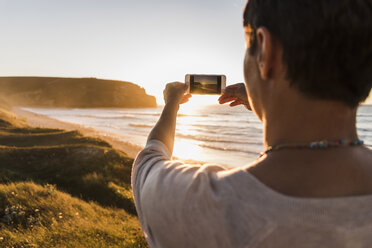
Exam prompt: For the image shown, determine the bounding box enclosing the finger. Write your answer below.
[165,82,188,97]
[175,82,186,88]
[218,94,235,102]
[180,94,192,103]
[172,82,188,92]
[180,97,190,104]
[219,98,237,105]
[171,81,183,86]
[183,83,189,92]
[222,83,242,92]
[222,83,246,97]
[219,99,235,105]
[230,100,243,107]
[166,82,185,89]
[218,95,226,101]
[179,83,189,93]
[224,84,241,90]
[222,88,239,98]
[219,96,238,104]
[222,87,235,96]
[182,94,192,101]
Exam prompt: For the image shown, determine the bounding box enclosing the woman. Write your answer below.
[132,0,372,247]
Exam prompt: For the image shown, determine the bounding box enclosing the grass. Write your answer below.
[0,106,147,247]
[0,182,147,248]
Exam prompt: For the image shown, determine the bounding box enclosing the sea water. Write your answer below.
[24,105,372,168]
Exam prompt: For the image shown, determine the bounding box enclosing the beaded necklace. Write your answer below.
[260,139,364,157]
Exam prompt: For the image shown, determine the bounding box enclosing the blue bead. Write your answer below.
[353,140,364,146]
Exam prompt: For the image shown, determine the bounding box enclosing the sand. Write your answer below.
[12,107,143,159]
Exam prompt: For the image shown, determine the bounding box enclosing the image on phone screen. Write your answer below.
[190,75,221,95]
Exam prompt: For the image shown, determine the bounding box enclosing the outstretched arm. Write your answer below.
[147,82,191,154]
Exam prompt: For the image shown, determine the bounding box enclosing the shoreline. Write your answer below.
[11,107,210,166]
[12,107,143,159]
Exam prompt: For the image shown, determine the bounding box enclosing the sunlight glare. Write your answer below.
[173,138,204,163]
[179,95,220,114]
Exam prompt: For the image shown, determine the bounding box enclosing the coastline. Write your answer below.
[11,107,210,166]
[12,107,143,159]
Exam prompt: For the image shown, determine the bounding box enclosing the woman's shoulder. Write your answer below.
[245,146,372,198]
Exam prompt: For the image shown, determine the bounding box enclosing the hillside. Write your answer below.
[0,105,147,247]
[0,77,157,108]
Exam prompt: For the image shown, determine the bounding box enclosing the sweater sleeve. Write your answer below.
[131,139,229,247]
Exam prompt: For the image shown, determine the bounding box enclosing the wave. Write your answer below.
[176,125,263,137]
[191,123,262,132]
[119,112,161,117]
[177,113,209,117]
[210,112,233,116]
[76,114,143,120]
[106,112,210,118]
[129,123,154,128]
[75,112,220,120]
[358,127,372,134]
[198,144,261,155]
[199,143,372,155]
[176,133,262,145]
[356,114,372,118]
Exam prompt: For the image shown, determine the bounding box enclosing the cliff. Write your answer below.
[0,77,157,108]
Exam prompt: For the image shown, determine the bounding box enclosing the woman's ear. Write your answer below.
[255,27,274,80]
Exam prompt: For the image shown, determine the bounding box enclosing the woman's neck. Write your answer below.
[263,99,358,148]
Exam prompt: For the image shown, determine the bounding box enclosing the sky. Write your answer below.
[0,0,371,105]
[0,0,247,104]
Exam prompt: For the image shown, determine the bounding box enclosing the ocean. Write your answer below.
[24,104,372,168]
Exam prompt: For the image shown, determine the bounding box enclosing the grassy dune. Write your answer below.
[0,107,147,247]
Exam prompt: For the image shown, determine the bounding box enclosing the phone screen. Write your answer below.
[190,75,222,95]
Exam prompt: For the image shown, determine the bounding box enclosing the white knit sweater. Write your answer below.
[132,140,372,248]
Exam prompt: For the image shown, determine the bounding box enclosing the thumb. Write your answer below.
[183,83,189,92]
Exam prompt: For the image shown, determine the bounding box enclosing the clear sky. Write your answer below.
[0,0,371,104]
[0,0,246,104]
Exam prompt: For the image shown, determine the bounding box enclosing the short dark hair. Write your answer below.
[244,0,372,107]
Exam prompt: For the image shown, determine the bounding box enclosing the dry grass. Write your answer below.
[0,182,147,248]
[0,106,147,247]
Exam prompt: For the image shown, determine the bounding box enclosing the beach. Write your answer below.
[12,107,143,159]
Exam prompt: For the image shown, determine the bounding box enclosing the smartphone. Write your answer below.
[185,74,226,95]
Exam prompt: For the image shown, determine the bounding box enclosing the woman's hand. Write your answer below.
[218,83,251,110]
[163,82,192,105]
